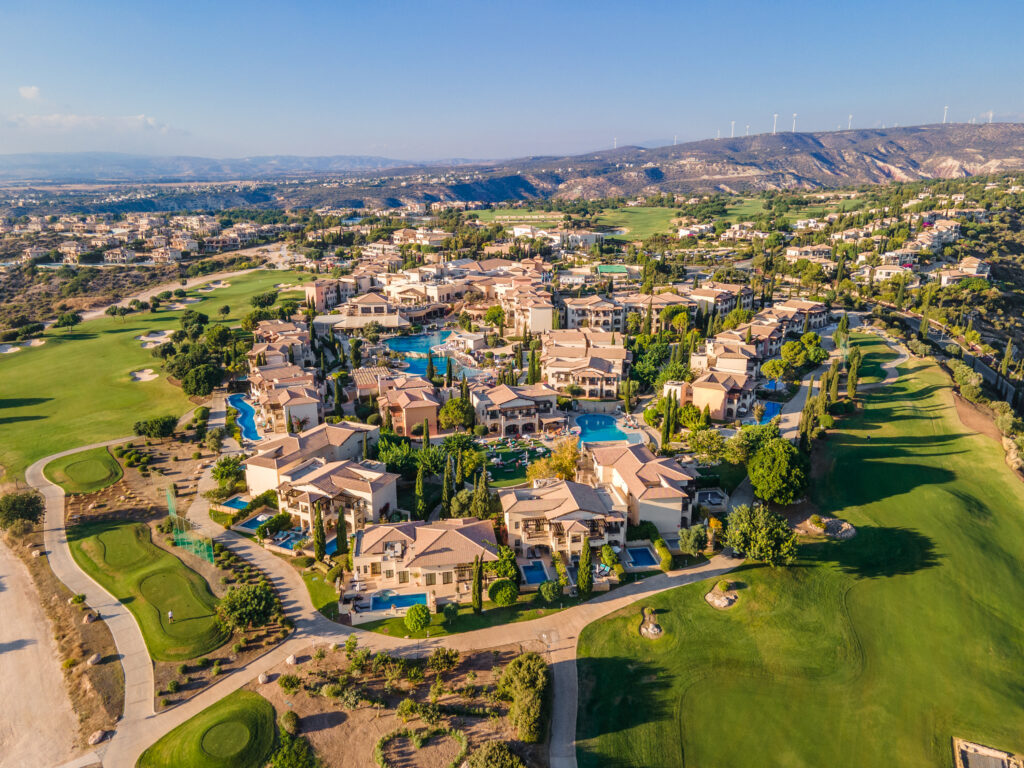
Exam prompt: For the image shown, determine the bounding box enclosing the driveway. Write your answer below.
[0,540,77,768]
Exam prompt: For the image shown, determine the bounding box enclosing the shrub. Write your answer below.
[538,579,560,603]
[404,603,431,632]
[442,602,460,626]
[467,741,527,768]
[396,697,418,723]
[473,424,488,437]
[177,663,188,676]
[167,680,180,693]
[278,674,302,694]
[71,593,86,604]
[410,423,424,436]
[809,513,825,529]
[653,537,673,572]
[716,580,731,592]
[292,555,315,568]
[498,651,549,742]
[232,642,245,654]
[280,710,300,735]
[488,578,519,607]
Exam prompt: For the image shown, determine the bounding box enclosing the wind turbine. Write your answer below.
[772,113,778,134]
[988,110,994,124]
[848,114,853,130]
[613,137,617,149]
[942,105,949,124]
[746,124,750,136]
[792,113,798,133]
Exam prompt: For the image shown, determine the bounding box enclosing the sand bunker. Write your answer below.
[21,338,46,347]
[197,286,214,293]
[275,282,297,290]
[208,280,230,289]
[0,344,22,354]
[136,330,172,348]
[130,369,158,382]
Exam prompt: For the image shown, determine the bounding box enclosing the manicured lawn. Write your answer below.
[43,445,123,494]
[68,520,228,661]
[362,591,586,639]
[487,443,548,487]
[137,690,276,768]
[596,207,678,240]
[0,269,309,482]
[576,357,1024,767]
[303,570,340,621]
[850,330,897,384]
[473,208,564,225]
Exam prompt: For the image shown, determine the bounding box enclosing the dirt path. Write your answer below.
[0,540,77,768]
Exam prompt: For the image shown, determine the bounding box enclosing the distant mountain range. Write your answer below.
[0,152,418,182]
[3,124,1024,208]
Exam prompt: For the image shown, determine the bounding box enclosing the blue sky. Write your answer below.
[1,0,1022,159]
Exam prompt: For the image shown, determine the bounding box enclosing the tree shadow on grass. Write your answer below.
[808,525,941,579]
[0,414,46,426]
[0,397,52,409]
[816,460,957,510]
[574,656,672,767]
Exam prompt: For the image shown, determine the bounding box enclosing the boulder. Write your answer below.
[286,654,298,666]
[258,672,269,684]
[83,613,96,624]
[87,730,108,746]
[87,652,102,666]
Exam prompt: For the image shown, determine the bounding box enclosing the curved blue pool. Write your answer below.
[227,393,262,441]
[576,413,628,443]
[384,330,481,378]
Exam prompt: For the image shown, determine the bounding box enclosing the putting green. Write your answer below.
[43,446,123,494]
[69,521,226,661]
[576,356,1024,767]
[138,690,276,768]
[200,721,251,759]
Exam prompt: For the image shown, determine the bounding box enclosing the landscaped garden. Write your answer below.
[485,439,550,487]
[0,269,308,482]
[137,690,277,768]
[575,356,1024,767]
[43,445,123,494]
[68,520,227,661]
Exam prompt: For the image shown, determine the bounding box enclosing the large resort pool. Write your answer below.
[227,393,262,441]
[384,331,481,378]
[576,413,630,444]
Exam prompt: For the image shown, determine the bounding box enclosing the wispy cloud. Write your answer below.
[18,85,40,101]
[6,112,174,134]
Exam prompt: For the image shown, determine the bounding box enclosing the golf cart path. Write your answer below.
[25,437,151,768]
[0,539,78,768]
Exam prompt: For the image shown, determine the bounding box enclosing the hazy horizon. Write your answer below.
[2,0,1023,160]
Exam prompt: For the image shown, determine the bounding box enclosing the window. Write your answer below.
[398,571,409,584]
[514,521,520,530]
[371,562,381,575]
[424,573,436,587]
[442,571,453,585]
[385,570,393,579]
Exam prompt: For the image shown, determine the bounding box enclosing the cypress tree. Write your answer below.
[802,313,810,334]
[577,542,593,594]
[830,367,840,402]
[1002,339,1014,376]
[700,404,711,428]
[312,506,326,562]
[441,456,453,518]
[471,556,482,614]
[455,449,464,489]
[445,356,454,387]
[426,353,435,381]
[337,510,348,555]
[383,407,393,433]
[421,417,429,444]
[817,373,829,417]
[362,431,369,460]
[333,377,343,416]
[460,373,469,401]
[848,361,860,400]
[415,462,427,520]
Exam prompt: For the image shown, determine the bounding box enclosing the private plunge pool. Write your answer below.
[520,560,548,585]
[370,591,428,611]
[626,546,658,567]
[227,393,262,441]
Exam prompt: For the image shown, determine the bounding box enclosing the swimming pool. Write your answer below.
[758,400,783,424]
[227,393,262,441]
[222,496,249,510]
[762,379,787,392]
[236,513,270,531]
[520,560,547,584]
[370,591,428,611]
[274,531,305,550]
[627,546,657,567]
[325,536,338,556]
[384,331,481,378]
[576,413,628,443]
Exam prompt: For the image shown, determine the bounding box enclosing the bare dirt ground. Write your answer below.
[951,394,1002,443]
[0,539,77,768]
[251,642,546,768]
